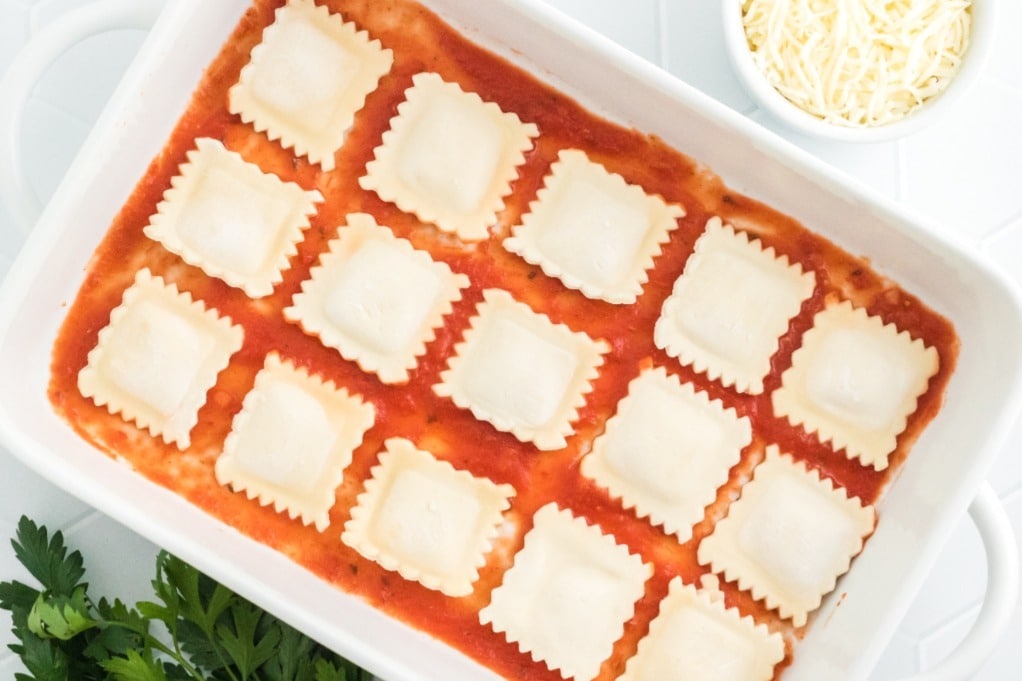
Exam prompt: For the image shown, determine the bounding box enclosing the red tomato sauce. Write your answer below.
[48,1,958,679]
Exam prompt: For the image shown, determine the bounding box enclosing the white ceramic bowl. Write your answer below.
[721,0,999,142]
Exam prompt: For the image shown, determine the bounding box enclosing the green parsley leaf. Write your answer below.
[102,649,169,681]
[9,627,71,681]
[0,579,40,630]
[0,580,39,612]
[12,517,85,597]
[82,599,147,663]
[314,658,350,681]
[28,587,96,640]
[258,620,318,681]
[216,601,280,678]
[2,517,374,681]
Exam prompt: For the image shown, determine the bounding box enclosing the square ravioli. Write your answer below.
[78,268,244,450]
[479,504,651,681]
[620,577,784,681]
[359,72,539,241]
[229,0,393,171]
[772,301,940,470]
[654,217,816,394]
[284,212,470,383]
[144,138,323,298]
[215,353,375,531]
[503,149,684,304]
[580,367,751,541]
[433,289,609,451]
[341,438,515,596]
[697,447,875,627]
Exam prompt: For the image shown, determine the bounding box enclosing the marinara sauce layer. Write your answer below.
[49,1,958,680]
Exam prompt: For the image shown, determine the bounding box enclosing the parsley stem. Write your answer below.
[81,594,206,681]
[4,517,373,681]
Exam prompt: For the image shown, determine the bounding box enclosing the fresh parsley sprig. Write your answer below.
[0,516,372,681]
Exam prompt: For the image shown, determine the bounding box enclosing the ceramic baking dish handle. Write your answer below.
[893,482,1019,681]
[0,0,163,235]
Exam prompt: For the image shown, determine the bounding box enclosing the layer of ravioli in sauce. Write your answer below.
[49,0,958,680]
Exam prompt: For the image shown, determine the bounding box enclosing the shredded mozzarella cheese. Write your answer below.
[742,0,971,127]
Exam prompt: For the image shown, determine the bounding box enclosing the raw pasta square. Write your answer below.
[229,0,393,170]
[503,149,684,304]
[284,212,470,383]
[359,72,539,241]
[620,576,784,681]
[580,367,751,541]
[341,438,515,596]
[697,447,876,627]
[144,138,323,298]
[214,353,375,531]
[479,503,651,681]
[772,301,940,470]
[433,289,609,451]
[78,268,244,450]
[654,217,816,394]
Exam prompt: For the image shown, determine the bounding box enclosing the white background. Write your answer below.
[0,0,1020,678]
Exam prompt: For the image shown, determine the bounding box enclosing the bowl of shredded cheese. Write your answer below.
[723,0,996,141]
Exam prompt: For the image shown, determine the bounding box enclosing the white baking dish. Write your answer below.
[0,1,1021,679]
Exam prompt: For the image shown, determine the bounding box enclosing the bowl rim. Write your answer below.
[721,0,999,143]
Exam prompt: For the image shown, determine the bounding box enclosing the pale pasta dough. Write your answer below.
[285,213,470,384]
[215,353,375,531]
[480,504,651,681]
[772,301,939,470]
[360,72,539,241]
[342,438,515,596]
[620,576,784,681]
[655,217,815,394]
[433,289,608,451]
[503,149,684,304]
[78,269,244,450]
[144,138,322,298]
[229,0,393,170]
[581,367,750,541]
[698,447,875,627]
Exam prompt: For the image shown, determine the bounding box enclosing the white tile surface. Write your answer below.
[0,1,1020,680]
[541,0,661,65]
[20,98,90,205]
[749,109,903,200]
[660,0,757,113]
[902,76,1022,239]
[893,510,987,640]
[29,0,106,31]
[0,1,31,72]
[30,30,146,123]
[988,0,1022,92]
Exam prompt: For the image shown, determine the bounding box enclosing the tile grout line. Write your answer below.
[656,0,670,70]
[915,600,983,643]
[28,89,96,131]
[27,2,41,36]
[895,138,909,203]
[978,209,1022,250]
[1002,482,1022,506]
[988,72,1022,100]
[62,507,103,536]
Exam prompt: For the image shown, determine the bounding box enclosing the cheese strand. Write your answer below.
[742,0,971,127]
